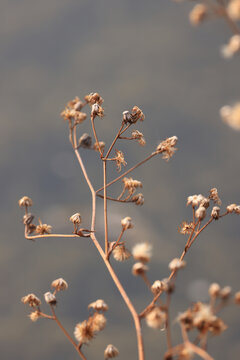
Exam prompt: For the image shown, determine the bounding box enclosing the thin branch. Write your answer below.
[96,152,157,193]
[103,160,109,255]
[104,122,125,159]
[90,114,103,157]
[50,306,87,360]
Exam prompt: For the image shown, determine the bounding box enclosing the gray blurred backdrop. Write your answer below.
[1,0,240,359]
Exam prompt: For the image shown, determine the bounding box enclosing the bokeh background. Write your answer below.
[1,0,240,359]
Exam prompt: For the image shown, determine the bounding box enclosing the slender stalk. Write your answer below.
[91,114,103,157]
[103,160,109,255]
[25,228,79,241]
[104,122,124,159]
[73,146,145,360]
[50,306,87,360]
[96,152,157,193]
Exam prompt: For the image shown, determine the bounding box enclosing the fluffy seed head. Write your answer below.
[88,299,108,312]
[132,262,148,276]
[168,258,186,271]
[195,206,206,221]
[104,344,119,359]
[226,204,237,213]
[74,320,94,343]
[211,206,221,220]
[145,307,167,329]
[227,0,240,20]
[121,216,133,230]
[44,292,57,305]
[151,280,166,294]
[187,194,204,207]
[112,245,131,262]
[51,278,68,291]
[220,286,232,300]
[21,293,41,308]
[19,196,33,208]
[29,311,41,322]
[91,312,106,332]
[132,243,152,263]
[209,283,221,298]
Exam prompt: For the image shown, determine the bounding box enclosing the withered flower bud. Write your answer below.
[195,206,206,221]
[156,136,178,161]
[88,299,108,312]
[85,92,103,105]
[44,292,57,305]
[78,133,92,148]
[151,280,165,295]
[36,222,52,235]
[211,206,220,219]
[91,103,104,118]
[121,216,133,230]
[27,224,36,234]
[19,196,33,208]
[145,306,167,329]
[200,197,210,209]
[132,243,152,263]
[23,213,34,225]
[234,291,240,304]
[91,312,106,332]
[51,278,68,291]
[234,205,240,214]
[131,106,145,123]
[209,283,221,298]
[209,188,221,205]
[187,194,204,207]
[132,193,144,206]
[132,262,148,276]
[122,110,132,123]
[74,111,87,124]
[69,213,82,224]
[21,293,41,308]
[104,344,119,359]
[168,258,186,271]
[220,286,232,300]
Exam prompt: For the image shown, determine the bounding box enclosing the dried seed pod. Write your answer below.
[145,307,167,329]
[19,196,33,208]
[104,344,119,359]
[195,206,206,221]
[74,320,94,343]
[121,216,133,230]
[211,206,220,219]
[44,292,57,305]
[69,213,82,224]
[209,283,221,298]
[151,280,165,295]
[23,213,34,225]
[112,245,131,262]
[78,133,92,148]
[21,294,41,307]
[132,243,152,263]
[132,262,148,276]
[168,258,186,271]
[88,299,108,312]
[51,278,68,291]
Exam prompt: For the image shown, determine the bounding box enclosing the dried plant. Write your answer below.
[18,3,240,359]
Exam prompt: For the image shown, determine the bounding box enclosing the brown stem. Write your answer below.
[73,147,145,360]
[91,114,103,157]
[24,227,80,241]
[96,152,156,193]
[103,160,109,255]
[104,122,125,159]
[108,228,125,259]
[50,306,87,360]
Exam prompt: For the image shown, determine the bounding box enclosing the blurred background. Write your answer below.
[1,0,240,359]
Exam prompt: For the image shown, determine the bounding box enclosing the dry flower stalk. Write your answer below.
[19,92,240,360]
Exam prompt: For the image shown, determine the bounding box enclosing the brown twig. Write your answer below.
[50,306,87,360]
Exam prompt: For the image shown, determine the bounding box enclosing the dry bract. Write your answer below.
[209,188,221,205]
[178,221,194,235]
[131,130,146,146]
[19,196,33,208]
[51,278,68,291]
[145,306,167,329]
[132,243,152,263]
[44,292,57,305]
[21,293,41,307]
[114,150,127,172]
[88,299,108,312]
[104,344,119,359]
